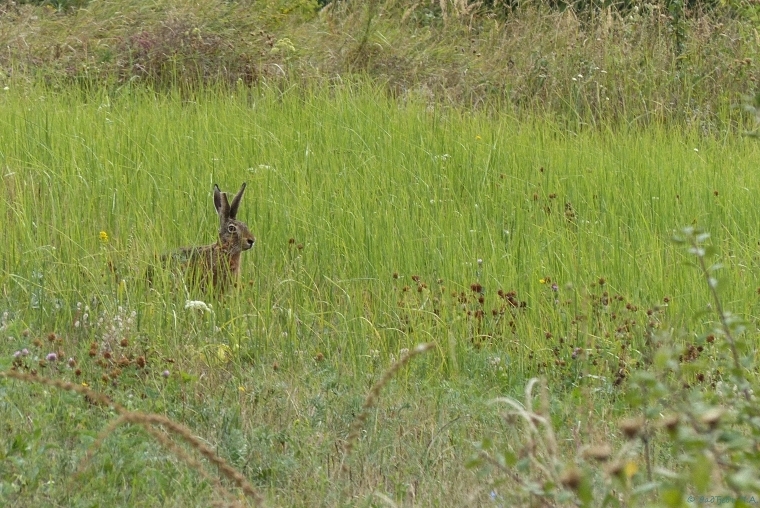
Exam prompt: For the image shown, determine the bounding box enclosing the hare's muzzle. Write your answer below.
[244,237,255,250]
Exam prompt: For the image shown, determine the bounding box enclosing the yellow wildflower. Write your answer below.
[99,231,109,243]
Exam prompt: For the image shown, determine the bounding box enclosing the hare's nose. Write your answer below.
[246,237,255,249]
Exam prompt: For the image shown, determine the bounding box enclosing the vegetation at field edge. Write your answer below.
[1,0,759,130]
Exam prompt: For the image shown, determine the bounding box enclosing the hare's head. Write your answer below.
[214,183,255,254]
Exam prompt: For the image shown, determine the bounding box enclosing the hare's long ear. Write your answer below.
[214,184,231,220]
[228,183,247,220]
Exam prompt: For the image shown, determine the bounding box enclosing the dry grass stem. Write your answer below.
[341,342,434,470]
[1,370,263,507]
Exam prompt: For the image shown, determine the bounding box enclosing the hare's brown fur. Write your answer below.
[164,183,255,292]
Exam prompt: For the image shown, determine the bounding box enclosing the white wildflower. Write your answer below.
[185,300,213,313]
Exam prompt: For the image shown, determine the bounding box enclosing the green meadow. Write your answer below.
[3,82,760,506]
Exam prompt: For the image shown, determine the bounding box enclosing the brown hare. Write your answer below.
[161,183,255,293]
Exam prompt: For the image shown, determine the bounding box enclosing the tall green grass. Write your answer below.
[2,83,760,505]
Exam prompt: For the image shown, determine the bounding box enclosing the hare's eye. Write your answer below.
[227,224,238,234]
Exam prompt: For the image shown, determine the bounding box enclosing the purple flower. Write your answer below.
[551,283,559,292]
[13,351,21,359]
[46,353,57,362]
[21,348,29,356]
[161,370,170,378]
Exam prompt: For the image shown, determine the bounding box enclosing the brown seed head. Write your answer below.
[619,417,644,439]
[660,414,680,432]
[700,408,723,430]
[606,461,624,477]
[583,444,612,462]
[560,468,582,490]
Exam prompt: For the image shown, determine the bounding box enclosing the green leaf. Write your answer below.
[727,467,760,491]
[660,487,683,508]
[501,448,518,467]
[577,474,593,507]
[631,481,661,496]
[690,454,712,492]
[600,490,622,508]
[737,496,760,508]
[464,456,482,469]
